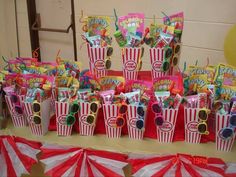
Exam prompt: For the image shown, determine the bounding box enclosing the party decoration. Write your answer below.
[40,143,128,177]
[0,136,41,177]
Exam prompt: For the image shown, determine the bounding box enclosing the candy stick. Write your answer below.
[114,9,119,31]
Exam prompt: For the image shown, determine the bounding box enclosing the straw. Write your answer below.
[114,9,119,31]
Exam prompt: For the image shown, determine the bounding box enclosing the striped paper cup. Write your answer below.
[126,105,146,140]
[216,113,236,152]
[103,104,122,138]
[122,47,141,81]
[149,48,168,80]
[55,101,73,136]
[87,44,107,78]
[23,99,51,136]
[5,95,27,127]
[156,108,178,143]
[51,88,57,112]
[184,108,202,143]
[78,102,97,136]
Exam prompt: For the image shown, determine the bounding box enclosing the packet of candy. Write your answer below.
[197,93,208,108]
[125,80,153,95]
[185,94,199,108]
[156,31,174,47]
[154,91,170,107]
[99,90,115,104]
[214,63,236,86]
[163,12,184,31]
[87,16,111,37]
[153,75,183,95]
[3,86,15,95]
[98,76,125,93]
[188,66,215,83]
[118,13,145,38]
[87,35,101,47]
[218,85,236,100]
[77,88,91,102]
[124,90,140,105]
[189,74,208,93]
[173,94,183,109]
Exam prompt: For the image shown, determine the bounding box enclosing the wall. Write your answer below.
[3,0,236,70]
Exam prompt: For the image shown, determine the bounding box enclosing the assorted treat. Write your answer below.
[0,11,235,152]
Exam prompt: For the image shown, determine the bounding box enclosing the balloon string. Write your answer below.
[114,9,119,31]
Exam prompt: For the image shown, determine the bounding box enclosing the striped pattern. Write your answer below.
[149,48,167,80]
[184,108,202,143]
[103,104,122,138]
[55,101,73,136]
[51,88,57,112]
[127,105,145,140]
[23,102,43,136]
[156,109,178,143]
[5,95,27,127]
[78,102,96,136]
[87,44,107,78]
[122,48,141,81]
[216,113,236,152]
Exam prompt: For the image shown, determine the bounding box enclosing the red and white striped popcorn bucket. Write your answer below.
[5,95,27,127]
[126,105,146,140]
[103,104,122,138]
[149,48,168,80]
[122,47,141,81]
[23,99,51,136]
[50,88,57,112]
[156,108,178,143]
[55,101,73,136]
[87,44,107,78]
[184,108,202,143]
[216,113,236,152]
[78,102,97,136]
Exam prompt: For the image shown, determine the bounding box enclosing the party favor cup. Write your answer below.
[103,104,122,138]
[156,108,178,143]
[50,88,57,112]
[78,102,97,136]
[184,108,202,143]
[87,44,107,78]
[23,99,51,136]
[126,105,146,140]
[216,113,236,152]
[122,47,142,81]
[55,101,73,136]
[5,95,27,127]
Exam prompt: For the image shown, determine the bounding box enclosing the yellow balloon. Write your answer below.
[224,24,236,67]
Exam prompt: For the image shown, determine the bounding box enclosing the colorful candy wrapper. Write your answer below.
[99,90,115,104]
[197,93,208,108]
[77,88,91,102]
[154,91,170,106]
[218,85,236,100]
[124,90,140,105]
[125,80,153,95]
[87,16,111,37]
[185,95,199,108]
[98,76,125,92]
[163,12,184,31]
[214,63,236,86]
[189,74,208,93]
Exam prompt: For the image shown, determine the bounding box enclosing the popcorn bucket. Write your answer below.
[122,47,142,81]
[5,95,27,127]
[184,108,202,143]
[149,48,167,80]
[55,101,73,136]
[103,104,122,138]
[50,88,57,112]
[126,105,146,140]
[78,102,97,136]
[215,113,236,152]
[87,44,107,78]
[23,99,51,136]
[156,109,178,143]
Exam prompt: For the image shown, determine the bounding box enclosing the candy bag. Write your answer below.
[87,16,111,37]
[189,74,209,93]
[214,63,236,86]
[125,80,153,95]
[98,76,125,93]
[99,90,115,104]
[163,12,184,31]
